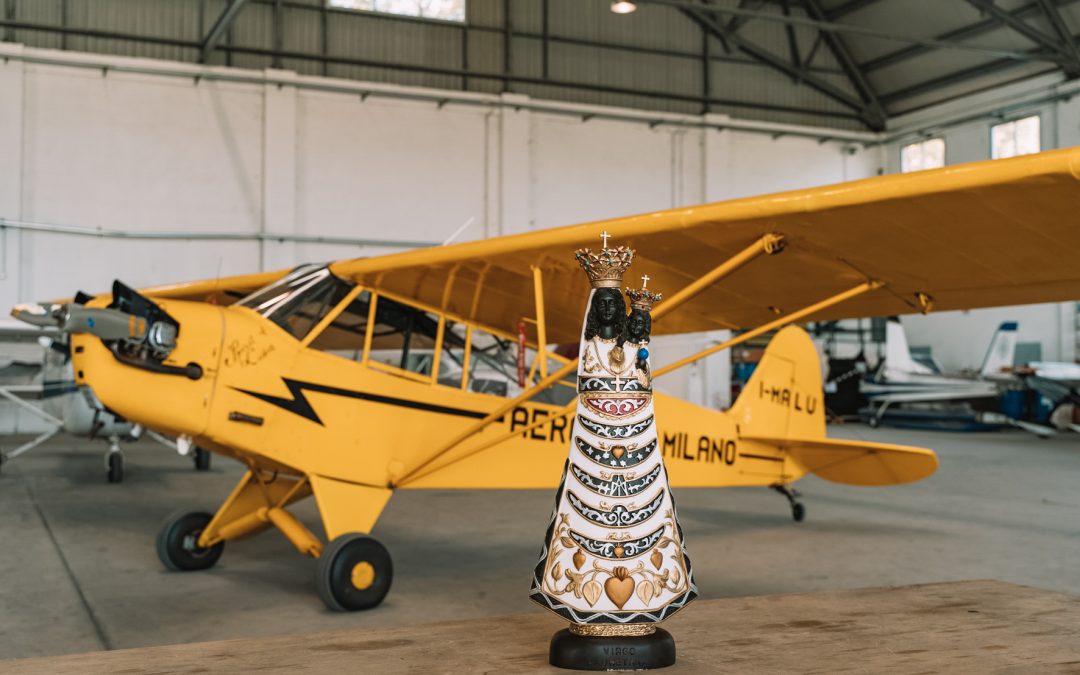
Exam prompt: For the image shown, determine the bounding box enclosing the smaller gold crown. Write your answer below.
[575,244,634,289]
[625,287,662,311]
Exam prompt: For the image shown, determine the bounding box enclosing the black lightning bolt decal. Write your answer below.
[233,377,490,426]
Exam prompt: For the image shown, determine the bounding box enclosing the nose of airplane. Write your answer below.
[11,280,202,378]
[13,281,227,440]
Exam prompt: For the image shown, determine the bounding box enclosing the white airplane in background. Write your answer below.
[0,324,210,480]
[860,318,1050,434]
[1014,360,1080,433]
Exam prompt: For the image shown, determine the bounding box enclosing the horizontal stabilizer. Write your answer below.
[742,435,938,486]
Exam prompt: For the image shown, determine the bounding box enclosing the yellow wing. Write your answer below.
[139,269,291,306]
[328,147,1080,343]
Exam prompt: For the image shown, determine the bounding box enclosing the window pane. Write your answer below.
[992,115,1040,159]
[437,323,467,388]
[237,265,353,341]
[900,138,944,173]
[368,296,441,377]
[328,0,464,21]
[466,328,521,397]
[308,291,372,361]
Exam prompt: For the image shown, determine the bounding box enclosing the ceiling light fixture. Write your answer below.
[610,1,638,14]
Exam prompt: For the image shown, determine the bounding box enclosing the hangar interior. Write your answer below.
[2,0,1080,667]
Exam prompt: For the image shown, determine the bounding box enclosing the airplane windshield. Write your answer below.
[237,264,354,341]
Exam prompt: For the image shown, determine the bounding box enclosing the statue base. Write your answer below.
[549,624,675,671]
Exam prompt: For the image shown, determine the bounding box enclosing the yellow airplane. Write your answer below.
[12,147,1080,612]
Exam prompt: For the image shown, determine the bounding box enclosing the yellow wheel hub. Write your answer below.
[350,561,376,590]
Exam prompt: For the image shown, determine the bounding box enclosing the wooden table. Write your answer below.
[4,580,1079,673]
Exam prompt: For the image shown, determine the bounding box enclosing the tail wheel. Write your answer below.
[193,447,211,471]
[107,453,124,483]
[792,503,806,522]
[316,534,393,612]
[156,511,224,571]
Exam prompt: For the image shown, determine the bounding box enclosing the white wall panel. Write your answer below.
[295,92,489,246]
[529,114,680,229]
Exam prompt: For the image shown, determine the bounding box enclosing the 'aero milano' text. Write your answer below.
[663,432,736,464]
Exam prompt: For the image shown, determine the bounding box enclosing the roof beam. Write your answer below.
[880,56,1050,105]
[825,0,888,20]
[1035,0,1080,75]
[802,0,885,131]
[639,0,1066,64]
[681,6,877,126]
[200,0,250,63]
[964,0,1068,56]
[781,0,802,71]
[862,0,1080,73]
[709,0,764,55]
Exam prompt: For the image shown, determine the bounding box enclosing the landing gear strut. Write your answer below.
[771,484,805,522]
[106,435,124,483]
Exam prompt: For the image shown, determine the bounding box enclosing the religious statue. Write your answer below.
[530,234,696,671]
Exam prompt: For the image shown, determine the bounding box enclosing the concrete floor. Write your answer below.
[1,425,1078,660]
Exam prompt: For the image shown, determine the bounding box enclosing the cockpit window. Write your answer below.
[237,264,354,341]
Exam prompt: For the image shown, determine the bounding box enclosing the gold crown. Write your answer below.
[574,245,634,289]
[625,287,662,311]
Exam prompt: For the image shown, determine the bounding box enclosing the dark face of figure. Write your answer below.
[584,288,626,341]
[596,294,621,326]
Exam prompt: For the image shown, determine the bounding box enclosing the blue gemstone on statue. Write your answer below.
[638,347,649,359]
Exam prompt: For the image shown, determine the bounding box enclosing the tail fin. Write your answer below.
[730,325,939,486]
[979,321,1018,377]
[884,317,935,376]
[730,325,825,441]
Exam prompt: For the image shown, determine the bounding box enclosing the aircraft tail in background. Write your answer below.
[979,322,1018,377]
[883,317,936,376]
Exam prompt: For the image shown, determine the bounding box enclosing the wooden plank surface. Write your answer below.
[3,580,1079,674]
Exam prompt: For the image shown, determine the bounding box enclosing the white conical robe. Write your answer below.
[530,287,696,625]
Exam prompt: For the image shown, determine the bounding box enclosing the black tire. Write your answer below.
[107,453,123,483]
[316,534,393,612]
[156,511,224,571]
[193,447,211,471]
[792,503,806,523]
[867,415,880,428]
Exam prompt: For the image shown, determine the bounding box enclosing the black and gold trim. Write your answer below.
[569,526,665,560]
[577,414,653,440]
[574,436,656,468]
[578,376,650,394]
[567,490,664,528]
[571,464,662,497]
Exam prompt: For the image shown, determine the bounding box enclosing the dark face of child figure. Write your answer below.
[626,308,650,344]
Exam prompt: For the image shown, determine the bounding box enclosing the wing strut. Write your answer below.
[396,278,882,487]
[653,280,882,378]
[393,234,787,487]
[652,233,785,321]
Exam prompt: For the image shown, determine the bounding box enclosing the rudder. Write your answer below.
[730,326,825,441]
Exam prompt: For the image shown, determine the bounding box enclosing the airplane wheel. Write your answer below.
[107,453,123,483]
[156,511,224,571]
[316,534,393,612]
[193,447,211,471]
[792,503,806,523]
[867,416,880,428]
